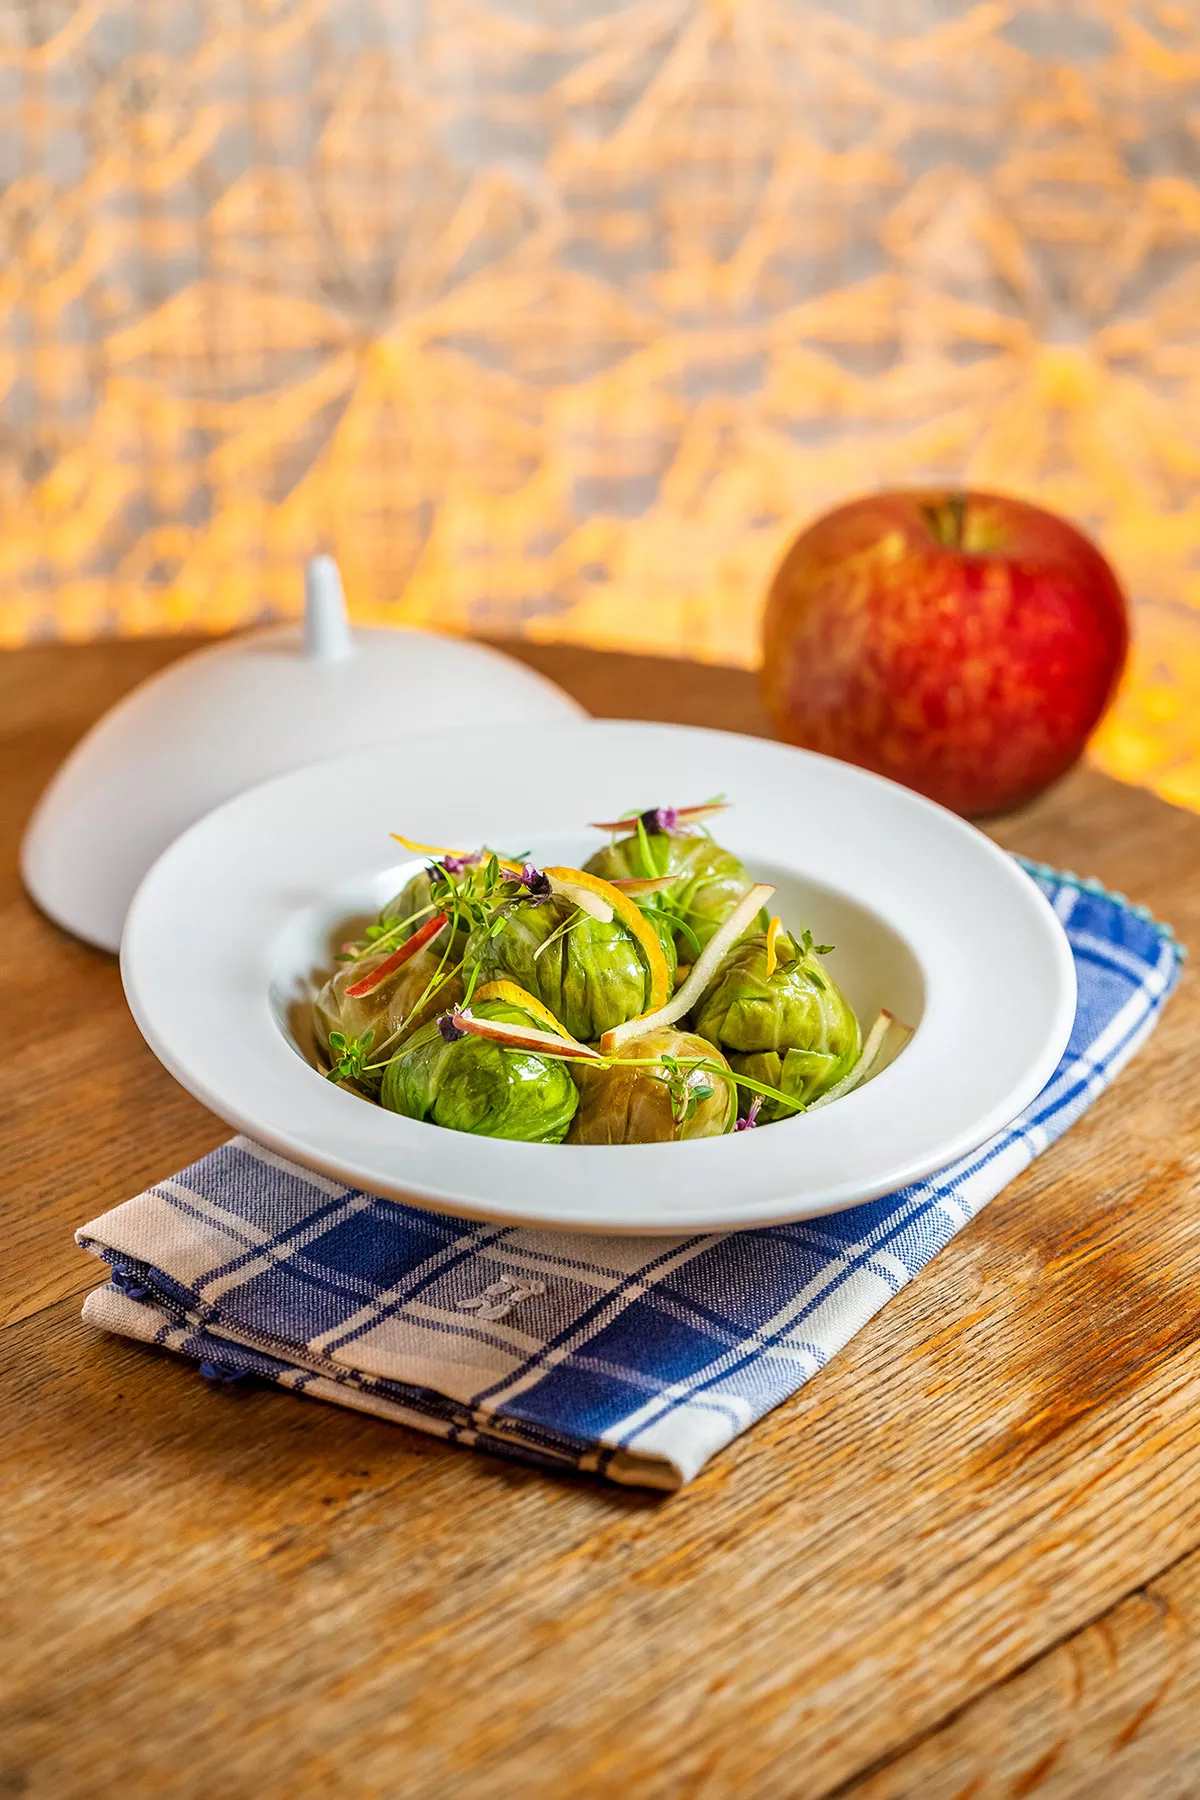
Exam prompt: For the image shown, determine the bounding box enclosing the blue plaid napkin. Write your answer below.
[78,863,1182,1490]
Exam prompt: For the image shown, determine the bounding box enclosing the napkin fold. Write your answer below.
[77,862,1183,1490]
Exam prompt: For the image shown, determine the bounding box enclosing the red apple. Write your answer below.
[761,490,1129,816]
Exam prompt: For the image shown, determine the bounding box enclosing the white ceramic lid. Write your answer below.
[21,558,584,952]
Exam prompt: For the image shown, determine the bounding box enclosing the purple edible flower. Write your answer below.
[640,806,679,835]
[735,1097,763,1131]
[440,850,481,876]
[516,861,553,902]
[438,1013,467,1043]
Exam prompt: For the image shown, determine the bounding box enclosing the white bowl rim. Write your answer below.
[120,719,1077,1234]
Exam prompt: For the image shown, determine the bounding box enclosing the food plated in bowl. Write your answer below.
[120,720,1077,1234]
[311,802,910,1144]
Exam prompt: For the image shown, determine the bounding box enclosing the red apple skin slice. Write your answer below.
[344,911,449,998]
[609,876,676,897]
[587,802,729,831]
[450,1011,603,1062]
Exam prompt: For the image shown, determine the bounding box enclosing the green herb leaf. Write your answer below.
[634,815,657,881]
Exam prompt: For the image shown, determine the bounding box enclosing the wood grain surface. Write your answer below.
[1,636,1198,1800]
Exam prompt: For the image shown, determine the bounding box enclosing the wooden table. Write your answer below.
[3,638,1199,1800]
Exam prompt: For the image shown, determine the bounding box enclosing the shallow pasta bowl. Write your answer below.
[120,720,1076,1235]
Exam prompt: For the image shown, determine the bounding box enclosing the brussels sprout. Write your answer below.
[692,930,859,1119]
[463,895,661,1044]
[313,948,464,1094]
[585,831,759,954]
[379,1000,579,1143]
[379,867,436,933]
[567,1028,734,1143]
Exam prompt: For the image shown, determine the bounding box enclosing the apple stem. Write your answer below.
[924,493,968,550]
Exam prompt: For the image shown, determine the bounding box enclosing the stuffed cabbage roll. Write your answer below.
[313,948,463,1094]
[379,999,579,1143]
[567,1028,734,1143]
[692,929,859,1118]
[585,829,758,954]
[463,895,671,1044]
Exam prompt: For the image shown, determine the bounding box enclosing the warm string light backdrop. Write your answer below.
[2,0,1199,810]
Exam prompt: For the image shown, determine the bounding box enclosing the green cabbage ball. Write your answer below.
[379,869,435,936]
[313,948,463,1095]
[567,1027,734,1143]
[584,830,758,954]
[692,929,860,1119]
[379,1000,579,1143]
[462,895,665,1043]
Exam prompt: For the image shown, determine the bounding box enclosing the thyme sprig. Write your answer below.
[325,1029,376,1085]
[603,1052,806,1121]
[648,1050,715,1125]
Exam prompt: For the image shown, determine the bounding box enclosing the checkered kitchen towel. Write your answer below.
[77,863,1183,1490]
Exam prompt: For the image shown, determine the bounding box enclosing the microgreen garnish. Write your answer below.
[735,1097,763,1131]
[326,1029,376,1084]
[614,1052,806,1120]
[634,812,669,880]
[650,1052,716,1125]
[652,898,701,959]
[641,806,678,836]
[533,907,585,961]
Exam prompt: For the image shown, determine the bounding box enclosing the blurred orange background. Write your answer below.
[2,0,1199,811]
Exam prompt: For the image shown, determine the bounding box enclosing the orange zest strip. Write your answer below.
[390,833,523,872]
[541,866,670,1014]
[471,980,573,1038]
[764,915,781,979]
[344,912,448,997]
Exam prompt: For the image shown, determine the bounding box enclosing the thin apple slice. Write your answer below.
[764,915,782,979]
[449,1009,603,1062]
[808,1011,914,1110]
[344,911,449,997]
[599,882,776,1054]
[587,801,729,831]
[609,876,676,897]
[545,873,613,924]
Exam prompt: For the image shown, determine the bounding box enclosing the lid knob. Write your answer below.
[304,555,353,663]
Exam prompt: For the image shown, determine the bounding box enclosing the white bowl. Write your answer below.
[121,720,1076,1235]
